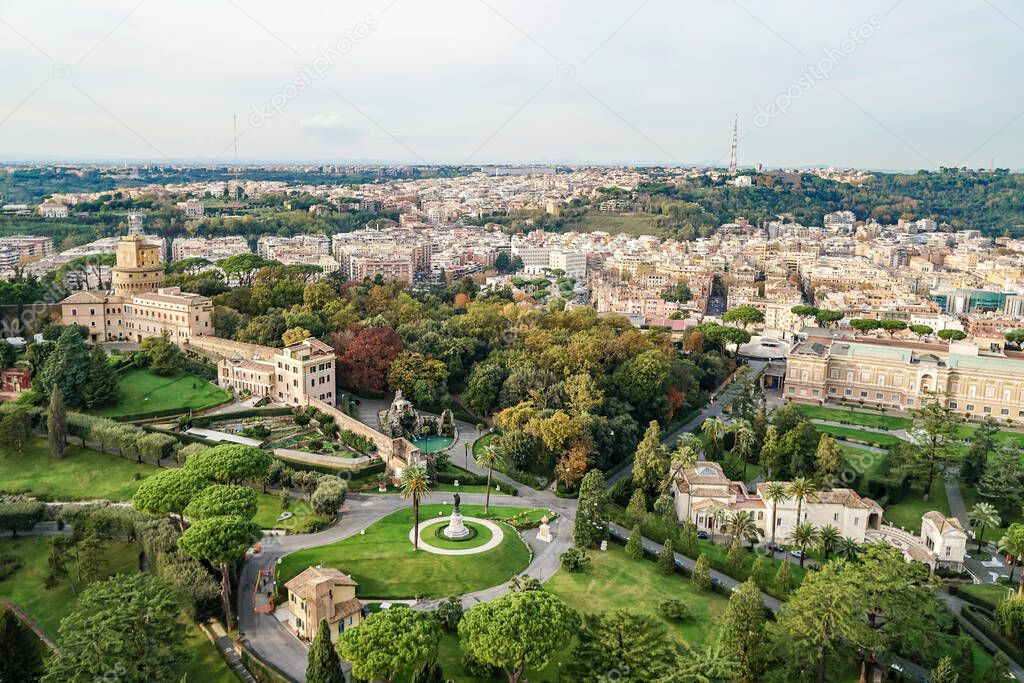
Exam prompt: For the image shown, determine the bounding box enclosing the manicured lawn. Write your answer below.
[959,582,1015,607]
[841,444,888,479]
[471,433,495,458]
[276,504,535,599]
[90,368,231,417]
[253,494,331,532]
[883,477,950,534]
[182,626,241,683]
[0,438,154,501]
[797,404,912,431]
[813,424,906,448]
[0,536,139,637]
[545,543,729,646]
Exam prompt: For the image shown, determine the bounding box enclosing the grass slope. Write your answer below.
[91,368,231,417]
[276,504,535,599]
[882,477,950,534]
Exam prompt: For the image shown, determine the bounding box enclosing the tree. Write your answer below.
[459,590,579,683]
[435,596,463,633]
[0,607,44,683]
[177,515,261,630]
[218,253,275,286]
[774,561,793,595]
[610,350,672,422]
[184,484,258,521]
[849,318,881,335]
[938,328,966,343]
[306,619,345,683]
[814,433,843,486]
[132,467,211,530]
[47,386,67,460]
[42,573,185,683]
[819,525,841,560]
[978,446,1024,517]
[632,420,668,497]
[310,477,348,516]
[999,524,1024,591]
[983,652,1011,683]
[791,305,819,326]
[658,538,675,575]
[770,562,871,682]
[814,309,844,328]
[730,419,756,481]
[930,656,958,683]
[789,522,820,568]
[388,351,448,406]
[335,606,440,683]
[969,502,1002,552]
[334,325,405,395]
[762,480,787,554]
[909,324,934,339]
[37,327,90,405]
[692,553,711,590]
[722,306,764,329]
[997,594,1024,645]
[719,579,768,682]
[723,510,763,549]
[701,416,726,459]
[0,407,31,453]
[570,610,675,682]
[140,332,181,376]
[81,344,119,408]
[787,476,818,525]
[282,326,312,346]
[834,536,861,562]
[625,488,647,520]
[625,524,644,559]
[759,425,780,477]
[909,396,962,498]
[184,444,272,484]
[475,446,504,515]
[0,499,45,538]
[962,417,998,486]
[879,319,908,338]
[400,464,431,552]
[573,469,608,549]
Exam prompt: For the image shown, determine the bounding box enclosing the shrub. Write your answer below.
[659,599,690,622]
[310,477,348,516]
[996,593,1024,646]
[658,539,675,575]
[435,597,463,633]
[0,553,21,580]
[692,554,711,590]
[624,525,644,559]
[560,547,590,573]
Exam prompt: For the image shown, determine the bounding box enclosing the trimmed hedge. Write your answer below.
[141,425,217,448]
[961,604,1024,666]
[948,585,1004,613]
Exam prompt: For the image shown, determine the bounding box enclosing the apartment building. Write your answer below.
[257,235,330,264]
[785,332,1024,423]
[37,201,69,218]
[61,286,212,344]
[0,235,54,260]
[212,337,336,406]
[171,236,251,262]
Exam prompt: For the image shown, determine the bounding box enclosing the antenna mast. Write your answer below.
[728,114,739,174]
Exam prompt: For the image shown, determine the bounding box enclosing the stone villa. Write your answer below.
[283,566,363,641]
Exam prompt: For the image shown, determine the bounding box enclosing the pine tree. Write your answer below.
[962,417,998,486]
[82,344,119,408]
[658,538,675,575]
[306,619,345,683]
[727,535,744,571]
[751,556,769,588]
[0,607,44,683]
[624,524,644,559]
[573,469,608,549]
[930,656,958,683]
[632,421,667,497]
[718,579,768,682]
[625,488,647,520]
[814,434,844,486]
[692,553,711,590]
[47,386,67,461]
[38,327,91,406]
[982,652,1011,683]
[773,561,793,595]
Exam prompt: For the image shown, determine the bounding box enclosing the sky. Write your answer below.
[1,0,1023,170]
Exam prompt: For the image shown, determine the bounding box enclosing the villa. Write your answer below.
[283,566,364,642]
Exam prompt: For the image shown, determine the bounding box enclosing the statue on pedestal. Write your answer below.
[536,515,552,543]
[444,493,471,540]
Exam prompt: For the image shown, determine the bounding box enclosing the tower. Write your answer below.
[111,236,165,296]
[728,114,739,174]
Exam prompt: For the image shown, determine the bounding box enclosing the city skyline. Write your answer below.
[1,1,1023,170]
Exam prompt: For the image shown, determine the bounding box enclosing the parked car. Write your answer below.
[789,549,805,559]
[768,543,785,553]
[696,530,709,540]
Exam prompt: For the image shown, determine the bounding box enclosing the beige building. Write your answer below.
[61,286,212,344]
[111,236,166,296]
[785,332,1024,423]
[204,336,336,406]
[283,566,364,641]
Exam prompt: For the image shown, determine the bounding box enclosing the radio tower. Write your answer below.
[728,113,739,174]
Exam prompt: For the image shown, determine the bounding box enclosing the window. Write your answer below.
[860,391,868,398]
[875,392,883,400]
[854,517,859,525]
[906,398,914,406]
[967,404,975,412]
[983,406,992,414]
[828,387,837,395]
[948,401,957,409]
[844,389,852,396]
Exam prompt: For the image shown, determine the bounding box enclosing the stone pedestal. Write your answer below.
[536,515,552,543]
[444,509,471,540]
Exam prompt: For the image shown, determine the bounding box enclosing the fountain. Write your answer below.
[443,493,472,540]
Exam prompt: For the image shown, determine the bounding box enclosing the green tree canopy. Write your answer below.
[184,444,272,484]
[336,606,440,683]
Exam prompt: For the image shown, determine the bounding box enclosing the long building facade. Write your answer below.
[785,331,1024,424]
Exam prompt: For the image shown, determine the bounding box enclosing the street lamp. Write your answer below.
[464,441,470,469]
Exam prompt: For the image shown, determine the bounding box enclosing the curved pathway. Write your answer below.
[409,517,505,555]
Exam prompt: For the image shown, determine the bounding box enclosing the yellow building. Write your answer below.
[283,566,363,641]
[111,235,165,296]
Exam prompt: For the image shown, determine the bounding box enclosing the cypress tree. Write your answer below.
[929,656,958,683]
[82,344,119,408]
[47,387,67,461]
[306,619,345,683]
[625,489,647,520]
[624,524,644,559]
[774,561,793,595]
[658,538,675,575]
[691,554,711,590]
[718,579,768,682]
[573,469,608,549]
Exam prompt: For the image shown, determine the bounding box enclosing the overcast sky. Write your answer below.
[1,0,1022,170]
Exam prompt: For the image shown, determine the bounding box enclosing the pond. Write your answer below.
[411,434,454,453]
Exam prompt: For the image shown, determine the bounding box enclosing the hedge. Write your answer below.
[141,425,217,448]
[961,604,1024,666]
[948,585,1004,613]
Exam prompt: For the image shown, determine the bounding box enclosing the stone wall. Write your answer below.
[186,335,276,362]
[307,397,421,475]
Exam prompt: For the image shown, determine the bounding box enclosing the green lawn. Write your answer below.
[841,444,889,479]
[182,626,241,683]
[545,543,729,646]
[0,438,154,501]
[797,405,912,430]
[90,368,231,417]
[253,494,330,532]
[960,484,1024,531]
[959,583,1015,607]
[883,477,950,534]
[276,504,535,599]
[813,424,906,448]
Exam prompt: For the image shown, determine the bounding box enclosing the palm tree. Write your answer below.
[834,536,861,562]
[998,525,1024,591]
[819,525,841,560]
[787,477,819,527]
[663,444,699,496]
[400,464,431,552]
[706,503,726,545]
[722,510,763,549]
[789,522,821,568]
[730,419,756,482]
[701,417,726,458]
[475,446,504,515]
[676,433,705,459]
[968,502,1002,552]
[762,481,788,556]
